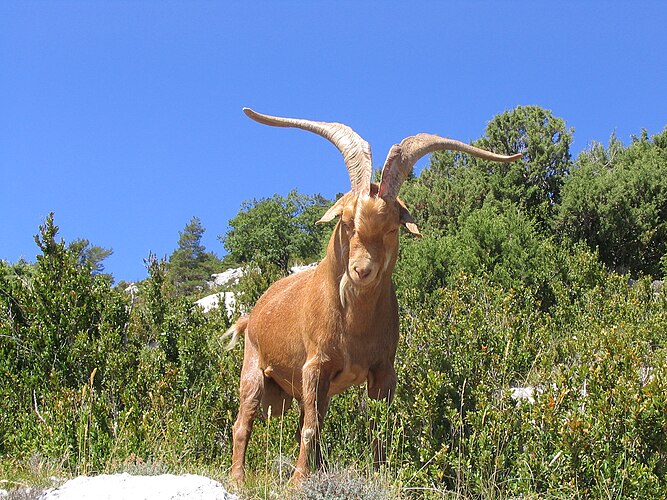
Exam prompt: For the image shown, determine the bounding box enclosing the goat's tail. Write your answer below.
[221,315,249,351]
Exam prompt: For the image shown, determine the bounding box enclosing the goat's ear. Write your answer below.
[316,196,347,225]
[397,199,422,238]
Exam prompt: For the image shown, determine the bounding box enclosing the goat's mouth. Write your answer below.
[348,263,379,287]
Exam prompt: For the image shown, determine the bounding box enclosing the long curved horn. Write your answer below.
[243,108,373,197]
[378,133,523,200]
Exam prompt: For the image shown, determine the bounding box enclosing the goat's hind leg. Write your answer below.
[231,340,264,486]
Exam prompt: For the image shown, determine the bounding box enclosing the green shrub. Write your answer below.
[3,156,667,498]
[0,215,239,475]
[385,274,667,497]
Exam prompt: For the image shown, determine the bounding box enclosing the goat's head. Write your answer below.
[315,184,414,290]
[243,108,522,293]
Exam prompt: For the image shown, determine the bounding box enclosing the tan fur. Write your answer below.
[228,190,404,485]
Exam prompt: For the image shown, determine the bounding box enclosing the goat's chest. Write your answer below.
[325,328,397,395]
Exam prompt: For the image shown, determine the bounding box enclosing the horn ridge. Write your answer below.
[378,133,522,200]
[243,108,373,196]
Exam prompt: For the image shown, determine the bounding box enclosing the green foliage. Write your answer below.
[0,214,238,475]
[402,105,572,234]
[3,110,667,497]
[477,105,573,216]
[395,200,604,311]
[558,128,667,277]
[167,217,222,297]
[68,238,113,278]
[221,190,330,274]
[0,214,129,466]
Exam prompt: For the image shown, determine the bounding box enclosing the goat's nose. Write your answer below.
[354,266,371,280]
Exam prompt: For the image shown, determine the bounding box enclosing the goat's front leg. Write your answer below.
[292,356,331,483]
[367,364,397,468]
[296,404,326,471]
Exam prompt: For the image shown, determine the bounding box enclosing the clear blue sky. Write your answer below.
[2,1,666,282]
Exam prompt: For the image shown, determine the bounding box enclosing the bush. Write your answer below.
[395,200,606,310]
[386,274,667,497]
[558,129,667,277]
[0,215,240,475]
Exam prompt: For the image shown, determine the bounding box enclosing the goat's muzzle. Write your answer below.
[354,265,372,281]
[348,257,380,288]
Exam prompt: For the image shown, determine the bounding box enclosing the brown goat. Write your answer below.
[225,108,521,484]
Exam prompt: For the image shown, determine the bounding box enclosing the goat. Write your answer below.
[225,108,521,484]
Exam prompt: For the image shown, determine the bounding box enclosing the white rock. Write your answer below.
[197,264,316,315]
[290,262,318,274]
[195,291,237,317]
[208,268,245,289]
[510,386,536,404]
[38,473,237,500]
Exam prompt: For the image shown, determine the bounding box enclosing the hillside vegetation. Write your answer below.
[2,106,667,498]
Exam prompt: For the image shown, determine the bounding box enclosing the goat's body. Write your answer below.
[230,228,400,483]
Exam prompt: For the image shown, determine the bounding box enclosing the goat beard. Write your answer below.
[339,272,357,309]
[338,267,385,310]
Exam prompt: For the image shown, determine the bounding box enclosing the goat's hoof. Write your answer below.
[288,468,307,487]
[230,469,245,488]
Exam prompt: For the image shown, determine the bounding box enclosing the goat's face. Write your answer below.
[319,185,421,289]
[342,194,399,287]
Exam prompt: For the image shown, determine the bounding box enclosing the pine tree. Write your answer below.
[168,217,221,296]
